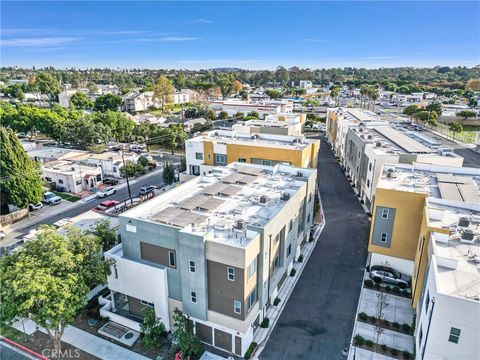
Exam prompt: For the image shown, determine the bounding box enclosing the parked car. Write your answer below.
[42,191,62,205]
[129,144,145,154]
[95,186,118,198]
[139,153,153,161]
[103,178,119,186]
[139,185,157,195]
[369,265,411,289]
[28,202,43,211]
[96,200,120,211]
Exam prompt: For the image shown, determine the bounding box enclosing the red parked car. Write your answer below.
[96,200,120,211]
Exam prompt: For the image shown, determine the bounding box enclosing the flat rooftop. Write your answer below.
[43,160,101,175]
[189,129,316,150]
[428,205,480,302]
[378,163,480,204]
[122,163,315,248]
[331,107,381,122]
[27,147,86,161]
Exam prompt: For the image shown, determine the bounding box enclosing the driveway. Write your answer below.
[454,148,480,168]
[260,137,370,360]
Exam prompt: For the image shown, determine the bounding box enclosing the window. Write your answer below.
[308,193,313,203]
[227,267,235,281]
[113,167,117,172]
[287,244,292,257]
[367,179,370,188]
[288,219,293,233]
[168,251,176,268]
[113,265,118,279]
[195,152,203,160]
[141,300,154,307]
[214,153,226,165]
[307,213,311,223]
[58,179,64,184]
[262,159,273,166]
[247,288,257,310]
[273,254,280,272]
[380,233,388,243]
[76,180,82,185]
[96,174,102,182]
[248,258,257,279]
[369,162,372,171]
[238,158,247,162]
[233,300,241,314]
[191,291,197,304]
[448,327,461,343]
[45,177,52,182]
[382,209,389,219]
[425,291,430,314]
[274,233,280,244]
[189,260,196,273]
[419,326,423,347]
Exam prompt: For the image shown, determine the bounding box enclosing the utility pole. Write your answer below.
[120,148,133,206]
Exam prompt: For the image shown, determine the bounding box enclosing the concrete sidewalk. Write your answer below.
[12,319,150,360]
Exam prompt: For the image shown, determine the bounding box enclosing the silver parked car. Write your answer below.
[369,265,411,289]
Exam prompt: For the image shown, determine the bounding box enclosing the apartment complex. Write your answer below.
[367,163,480,359]
[103,163,317,356]
[210,99,294,117]
[239,113,307,136]
[123,89,194,113]
[185,127,319,176]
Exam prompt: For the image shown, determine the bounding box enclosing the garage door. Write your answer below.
[214,329,232,352]
[195,323,213,345]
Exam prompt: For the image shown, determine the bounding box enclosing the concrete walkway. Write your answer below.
[12,319,150,360]
[358,289,414,325]
[355,322,414,353]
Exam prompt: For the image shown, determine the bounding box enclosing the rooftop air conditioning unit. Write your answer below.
[281,192,290,201]
[458,217,470,228]
[368,135,373,140]
[259,195,268,204]
[235,219,246,231]
[296,171,303,177]
[460,229,475,244]
[375,142,382,148]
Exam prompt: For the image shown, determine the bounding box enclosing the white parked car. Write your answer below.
[28,202,43,211]
[42,192,62,205]
[140,153,153,161]
[95,186,118,198]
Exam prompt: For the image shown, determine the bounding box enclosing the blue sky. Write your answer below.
[1,1,479,69]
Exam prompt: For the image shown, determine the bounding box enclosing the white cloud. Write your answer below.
[1,37,79,47]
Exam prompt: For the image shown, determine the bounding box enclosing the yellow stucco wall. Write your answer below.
[225,144,302,167]
[368,188,427,261]
[203,141,214,166]
[327,111,339,143]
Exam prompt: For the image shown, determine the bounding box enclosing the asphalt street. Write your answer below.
[454,148,480,168]
[2,168,166,248]
[260,136,370,360]
[0,343,33,360]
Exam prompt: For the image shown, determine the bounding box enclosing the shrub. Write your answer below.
[364,279,374,288]
[290,268,296,276]
[385,285,392,292]
[381,344,388,352]
[244,342,257,359]
[260,317,270,328]
[273,297,281,306]
[298,255,304,262]
[402,323,411,333]
[390,348,398,356]
[365,340,373,347]
[374,282,381,290]
[358,312,368,321]
[392,286,400,294]
[402,350,412,359]
[401,289,410,297]
[354,335,365,346]
[368,316,376,323]
[393,322,400,328]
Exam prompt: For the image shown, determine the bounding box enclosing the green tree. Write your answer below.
[413,110,438,126]
[448,122,463,140]
[217,111,229,120]
[70,92,93,110]
[235,112,245,120]
[92,111,135,142]
[154,75,174,113]
[172,308,202,357]
[179,156,187,172]
[0,225,113,352]
[403,105,421,120]
[425,102,443,116]
[206,108,216,120]
[162,162,176,185]
[90,219,117,252]
[35,72,61,100]
[330,86,341,106]
[0,127,43,214]
[275,66,290,85]
[215,73,235,99]
[138,156,150,168]
[265,89,282,99]
[94,94,123,112]
[120,161,143,177]
[247,111,260,119]
[457,110,477,119]
[140,307,166,349]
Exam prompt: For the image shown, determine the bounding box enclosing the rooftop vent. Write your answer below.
[375,141,382,148]
[259,195,268,204]
[458,217,470,228]
[367,134,373,140]
[296,171,303,177]
[281,192,290,201]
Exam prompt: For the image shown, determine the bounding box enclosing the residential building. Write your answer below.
[69,151,137,178]
[237,113,306,136]
[344,123,463,210]
[103,163,317,356]
[27,147,87,164]
[42,160,103,193]
[210,99,293,117]
[123,89,195,113]
[299,80,313,89]
[185,128,319,176]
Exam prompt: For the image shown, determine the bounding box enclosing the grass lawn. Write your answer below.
[0,324,28,343]
[53,191,81,202]
[462,125,480,132]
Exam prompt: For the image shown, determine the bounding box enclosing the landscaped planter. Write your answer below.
[357,313,412,335]
[353,335,413,360]
[363,279,411,299]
